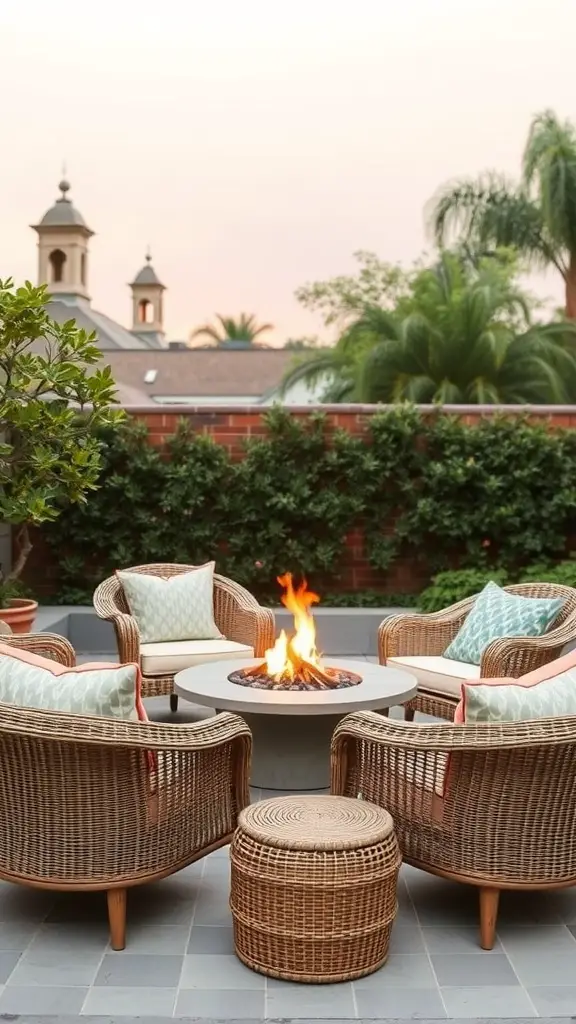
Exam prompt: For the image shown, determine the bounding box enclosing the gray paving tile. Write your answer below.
[82,985,177,1016]
[187,925,235,954]
[0,922,38,949]
[497,892,563,925]
[94,953,183,987]
[353,954,436,988]
[0,888,54,922]
[0,950,21,982]
[266,979,355,1017]
[527,984,576,1015]
[556,893,576,924]
[108,924,190,954]
[0,984,87,1013]
[389,924,426,953]
[203,855,231,877]
[441,984,538,1017]
[128,895,197,926]
[501,923,576,952]
[181,953,264,989]
[175,988,265,1017]
[430,952,519,986]
[47,892,107,923]
[422,925,501,954]
[210,842,230,859]
[8,953,99,987]
[26,922,109,955]
[354,985,447,1018]
[505,949,576,986]
[192,885,233,927]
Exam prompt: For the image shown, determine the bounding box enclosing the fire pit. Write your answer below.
[174,572,418,790]
[228,574,362,691]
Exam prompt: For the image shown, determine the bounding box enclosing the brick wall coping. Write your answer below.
[119,403,576,416]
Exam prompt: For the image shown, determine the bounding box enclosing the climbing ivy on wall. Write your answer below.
[43,406,576,603]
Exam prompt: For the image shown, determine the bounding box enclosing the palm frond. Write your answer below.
[278,350,350,396]
[523,110,576,255]
[429,173,560,274]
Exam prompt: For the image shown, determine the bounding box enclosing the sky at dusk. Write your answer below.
[0,0,573,345]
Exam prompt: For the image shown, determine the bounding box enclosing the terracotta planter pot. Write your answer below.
[0,598,38,634]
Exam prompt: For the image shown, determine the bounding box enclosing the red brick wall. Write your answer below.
[128,403,576,457]
[23,404,576,598]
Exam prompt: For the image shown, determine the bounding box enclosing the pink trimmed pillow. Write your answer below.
[0,643,148,723]
[455,649,576,724]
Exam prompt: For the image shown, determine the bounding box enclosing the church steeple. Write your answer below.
[129,250,166,342]
[31,179,94,300]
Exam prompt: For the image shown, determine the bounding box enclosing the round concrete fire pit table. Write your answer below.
[174,657,416,790]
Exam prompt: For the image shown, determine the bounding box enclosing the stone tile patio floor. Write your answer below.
[2,658,576,1019]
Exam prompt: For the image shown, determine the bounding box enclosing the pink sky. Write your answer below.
[0,0,572,344]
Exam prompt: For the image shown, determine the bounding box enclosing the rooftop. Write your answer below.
[48,296,163,351]
[101,347,294,400]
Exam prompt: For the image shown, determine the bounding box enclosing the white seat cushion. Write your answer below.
[387,655,480,698]
[140,638,253,676]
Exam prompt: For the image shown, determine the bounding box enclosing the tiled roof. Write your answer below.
[100,348,294,400]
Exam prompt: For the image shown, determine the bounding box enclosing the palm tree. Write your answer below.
[431,110,576,317]
[190,314,273,348]
[281,252,576,404]
[280,307,400,401]
[357,254,576,404]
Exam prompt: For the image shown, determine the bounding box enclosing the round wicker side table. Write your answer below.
[230,795,401,983]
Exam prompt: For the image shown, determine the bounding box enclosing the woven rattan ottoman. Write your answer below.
[230,794,401,983]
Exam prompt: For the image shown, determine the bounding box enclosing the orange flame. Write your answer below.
[265,573,323,682]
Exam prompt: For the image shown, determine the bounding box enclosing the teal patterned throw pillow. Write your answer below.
[444,582,564,666]
[117,562,223,644]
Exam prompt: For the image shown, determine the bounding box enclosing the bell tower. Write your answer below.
[31,179,94,300]
[130,250,166,343]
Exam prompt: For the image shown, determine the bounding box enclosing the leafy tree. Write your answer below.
[190,313,273,347]
[431,109,576,317]
[0,279,121,601]
[295,250,410,328]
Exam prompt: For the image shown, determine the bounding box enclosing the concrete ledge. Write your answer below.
[35,606,412,657]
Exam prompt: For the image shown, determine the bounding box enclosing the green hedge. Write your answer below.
[44,406,576,604]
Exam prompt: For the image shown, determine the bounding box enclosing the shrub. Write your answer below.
[518,556,576,589]
[43,407,576,604]
[419,568,509,612]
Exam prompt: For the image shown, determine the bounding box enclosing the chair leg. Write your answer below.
[107,887,127,951]
[170,694,179,713]
[479,886,499,950]
[404,705,415,722]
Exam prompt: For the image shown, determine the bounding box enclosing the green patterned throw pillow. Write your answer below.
[117,562,223,644]
[463,668,576,722]
[0,652,142,721]
[444,582,564,666]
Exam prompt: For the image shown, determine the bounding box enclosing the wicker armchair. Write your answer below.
[94,564,275,706]
[380,583,576,721]
[0,631,251,950]
[331,710,576,949]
